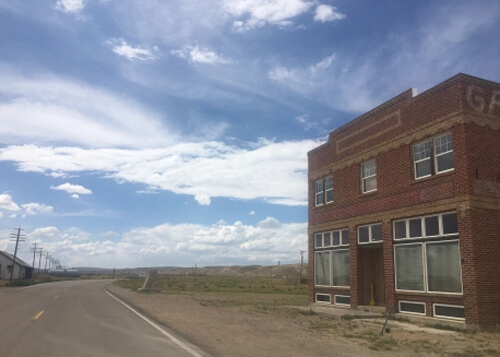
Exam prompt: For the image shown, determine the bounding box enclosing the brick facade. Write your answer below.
[308,73,500,327]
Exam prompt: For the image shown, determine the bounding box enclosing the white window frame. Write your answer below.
[315,179,324,206]
[398,300,426,316]
[394,239,463,295]
[361,159,377,193]
[313,248,351,288]
[413,132,454,180]
[433,303,465,321]
[315,229,349,248]
[325,176,334,203]
[393,212,458,241]
[334,295,351,307]
[315,293,331,304]
[357,223,383,244]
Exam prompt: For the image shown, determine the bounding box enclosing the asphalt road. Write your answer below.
[0,279,208,356]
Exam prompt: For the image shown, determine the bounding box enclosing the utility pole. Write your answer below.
[44,252,50,273]
[299,250,306,285]
[37,248,44,274]
[9,226,26,282]
[30,243,41,276]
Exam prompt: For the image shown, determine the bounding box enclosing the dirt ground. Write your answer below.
[107,284,500,357]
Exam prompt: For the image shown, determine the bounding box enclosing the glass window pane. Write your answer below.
[332,231,340,246]
[434,305,465,319]
[394,221,406,239]
[395,244,424,291]
[332,250,350,287]
[325,177,333,190]
[326,189,334,203]
[416,159,431,178]
[341,229,350,245]
[323,232,332,247]
[434,133,452,155]
[315,180,323,193]
[358,226,369,243]
[409,219,422,237]
[315,233,323,248]
[427,241,462,293]
[363,176,377,192]
[442,213,458,235]
[425,216,440,236]
[315,251,331,286]
[436,152,454,172]
[372,224,382,241]
[414,141,431,161]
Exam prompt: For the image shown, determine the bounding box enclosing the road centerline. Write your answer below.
[32,310,44,320]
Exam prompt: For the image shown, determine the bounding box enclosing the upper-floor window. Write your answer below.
[315,176,333,206]
[413,133,454,179]
[361,159,377,193]
[315,179,324,206]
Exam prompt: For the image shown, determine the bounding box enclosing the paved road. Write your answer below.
[0,279,208,356]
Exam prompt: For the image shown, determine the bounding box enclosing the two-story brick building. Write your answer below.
[308,73,500,327]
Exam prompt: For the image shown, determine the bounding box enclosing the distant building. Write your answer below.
[0,250,33,280]
[308,74,500,327]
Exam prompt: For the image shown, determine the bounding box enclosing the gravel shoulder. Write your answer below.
[107,284,500,357]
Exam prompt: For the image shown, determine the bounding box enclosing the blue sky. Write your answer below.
[0,0,499,269]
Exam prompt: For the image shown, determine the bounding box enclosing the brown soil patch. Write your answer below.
[107,285,500,357]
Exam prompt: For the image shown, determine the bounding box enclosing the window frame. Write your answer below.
[398,300,426,316]
[394,239,463,295]
[357,223,383,244]
[413,132,454,180]
[393,212,458,241]
[315,179,324,206]
[432,303,465,321]
[361,159,377,193]
[334,295,351,307]
[315,293,331,304]
[325,176,334,203]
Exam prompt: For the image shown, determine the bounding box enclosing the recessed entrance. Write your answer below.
[360,245,385,306]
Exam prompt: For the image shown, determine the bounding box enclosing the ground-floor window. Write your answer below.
[314,249,350,288]
[394,240,462,294]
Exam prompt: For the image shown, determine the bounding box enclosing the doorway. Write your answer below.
[360,245,385,306]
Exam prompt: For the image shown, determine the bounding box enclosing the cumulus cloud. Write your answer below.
[223,0,315,31]
[0,71,174,148]
[71,194,80,199]
[171,45,230,65]
[22,203,54,215]
[55,0,86,13]
[0,193,21,211]
[313,4,345,23]
[106,38,158,62]
[51,183,92,195]
[0,139,318,206]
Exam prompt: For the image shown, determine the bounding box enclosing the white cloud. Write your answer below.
[21,203,54,215]
[55,0,86,13]
[0,139,319,206]
[0,71,174,148]
[10,214,17,219]
[195,195,211,206]
[51,183,92,195]
[0,193,21,211]
[313,5,345,23]
[171,45,230,65]
[71,194,80,199]
[249,210,255,216]
[0,212,3,218]
[223,0,314,31]
[106,38,157,62]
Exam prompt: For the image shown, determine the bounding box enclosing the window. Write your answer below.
[315,251,330,286]
[316,293,331,303]
[358,223,382,244]
[315,179,324,206]
[393,212,458,241]
[361,159,377,193]
[315,229,349,248]
[315,176,333,206]
[399,301,426,315]
[433,304,465,320]
[334,295,351,306]
[393,212,462,294]
[325,176,334,203]
[332,250,350,287]
[413,133,454,179]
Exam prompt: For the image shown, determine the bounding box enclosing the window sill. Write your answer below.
[359,189,378,198]
[412,169,455,184]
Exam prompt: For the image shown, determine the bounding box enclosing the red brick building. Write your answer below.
[308,73,500,327]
